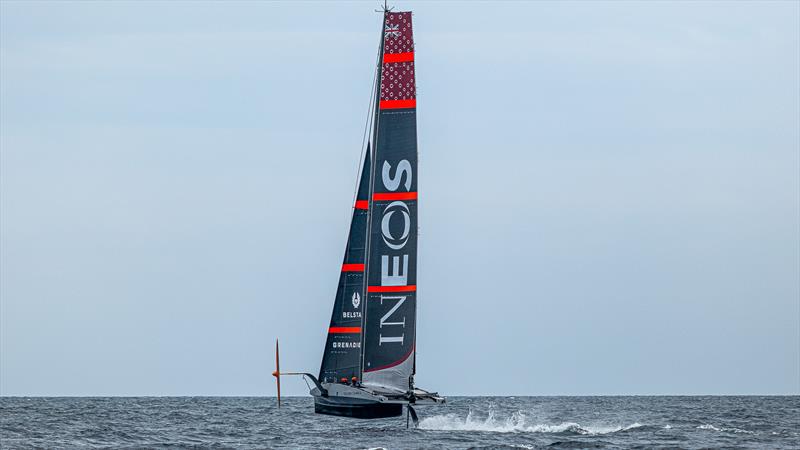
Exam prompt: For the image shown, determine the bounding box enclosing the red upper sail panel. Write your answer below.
[380,12,415,110]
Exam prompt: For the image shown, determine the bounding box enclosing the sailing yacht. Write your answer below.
[273,8,444,422]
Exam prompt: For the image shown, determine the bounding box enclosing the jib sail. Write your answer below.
[361,11,418,392]
[318,149,371,384]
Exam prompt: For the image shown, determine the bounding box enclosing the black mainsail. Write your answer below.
[361,11,419,393]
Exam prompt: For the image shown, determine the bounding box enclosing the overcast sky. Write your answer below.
[1,1,798,396]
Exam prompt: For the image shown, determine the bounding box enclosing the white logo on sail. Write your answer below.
[384,23,401,39]
[351,292,360,309]
[375,159,413,346]
[380,201,410,250]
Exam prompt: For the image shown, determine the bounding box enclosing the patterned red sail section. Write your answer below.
[380,12,415,109]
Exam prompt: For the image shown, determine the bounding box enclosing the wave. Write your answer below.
[418,410,643,435]
[697,424,755,434]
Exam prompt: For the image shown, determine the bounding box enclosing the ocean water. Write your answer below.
[1,396,798,449]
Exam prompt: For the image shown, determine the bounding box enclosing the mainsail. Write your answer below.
[361,11,418,392]
[319,149,371,384]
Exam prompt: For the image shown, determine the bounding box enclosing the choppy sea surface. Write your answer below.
[1,396,798,449]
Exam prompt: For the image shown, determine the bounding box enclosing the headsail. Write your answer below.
[319,149,371,383]
[361,11,418,392]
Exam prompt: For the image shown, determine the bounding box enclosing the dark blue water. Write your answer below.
[1,396,798,449]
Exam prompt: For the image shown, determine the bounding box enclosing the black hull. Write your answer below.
[314,396,403,419]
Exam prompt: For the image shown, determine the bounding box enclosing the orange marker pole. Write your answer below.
[272,339,281,408]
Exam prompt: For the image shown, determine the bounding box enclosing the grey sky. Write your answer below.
[1,1,798,396]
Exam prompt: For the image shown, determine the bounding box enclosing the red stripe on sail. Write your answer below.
[379,99,416,110]
[354,200,369,210]
[328,327,361,334]
[383,52,414,63]
[373,192,417,201]
[341,263,364,272]
[367,285,417,293]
